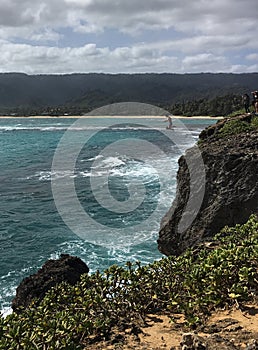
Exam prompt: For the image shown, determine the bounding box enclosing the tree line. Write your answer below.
[0,94,245,117]
[164,94,243,117]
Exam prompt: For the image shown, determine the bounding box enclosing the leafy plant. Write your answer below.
[251,116,258,129]
[0,215,257,349]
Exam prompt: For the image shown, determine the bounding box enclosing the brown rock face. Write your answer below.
[12,254,89,312]
[158,116,258,256]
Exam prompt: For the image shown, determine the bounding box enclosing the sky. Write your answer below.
[0,0,257,74]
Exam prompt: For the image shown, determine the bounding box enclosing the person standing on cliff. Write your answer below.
[251,91,258,114]
[242,93,250,113]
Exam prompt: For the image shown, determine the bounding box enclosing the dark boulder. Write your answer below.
[12,254,89,312]
[158,115,258,256]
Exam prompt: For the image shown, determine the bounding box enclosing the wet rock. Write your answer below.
[12,254,89,311]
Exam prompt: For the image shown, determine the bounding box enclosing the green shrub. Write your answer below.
[0,215,257,349]
[225,109,245,118]
[217,115,258,139]
[251,116,258,129]
[218,119,252,137]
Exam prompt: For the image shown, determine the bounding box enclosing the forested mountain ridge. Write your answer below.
[0,72,257,113]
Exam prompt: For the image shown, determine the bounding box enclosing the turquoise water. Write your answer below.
[0,117,216,315]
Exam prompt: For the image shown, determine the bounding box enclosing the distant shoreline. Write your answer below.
[0,115,224,119]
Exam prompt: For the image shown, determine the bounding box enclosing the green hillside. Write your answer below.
[0,73,257,114]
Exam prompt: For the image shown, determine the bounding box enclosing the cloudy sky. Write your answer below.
[0,0,257,74]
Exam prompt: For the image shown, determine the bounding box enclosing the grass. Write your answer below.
[0,215,257,349]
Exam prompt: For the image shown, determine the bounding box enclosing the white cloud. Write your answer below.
[29,28,61,42]
[0,0,257,73]
[1,0,257,36]
[182,53,229,72]
[0,40,180,74]
[65,0,258,37]
[246,53,258,61]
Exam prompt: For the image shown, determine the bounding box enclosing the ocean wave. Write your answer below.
[0,118,217,320]
[51,235,163,272]
[24,158,179,182]
[0,266,38,318]
[0,126,156,132]
[25,170,76,181]
[21,148,181,182]
[0,126,98,132]
[92,156,126,169]
[0,125,199,134]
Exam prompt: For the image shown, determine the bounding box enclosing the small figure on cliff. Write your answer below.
[164,114,173,129]
[251,91,258,114]
[242,93,250,113]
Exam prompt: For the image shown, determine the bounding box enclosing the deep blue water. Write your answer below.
[0,116,217,315]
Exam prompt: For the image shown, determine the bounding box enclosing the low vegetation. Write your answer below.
[218,115,258,137]
[0,215,257,349]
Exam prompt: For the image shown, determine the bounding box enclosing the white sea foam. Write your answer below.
[0,126,98,132]
[51,235,162,271]
[0,125,166,132]
[1,306,12,318]
[0,124,198,133]
[93,156,126,169]
[24,152,180,182]
[86,154,104,162]
[0,269,29,318]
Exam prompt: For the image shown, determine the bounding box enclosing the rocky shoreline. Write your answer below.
[158,114,258,256]
[4,114,258,350]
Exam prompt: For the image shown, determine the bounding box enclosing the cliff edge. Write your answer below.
[158,114,258,256]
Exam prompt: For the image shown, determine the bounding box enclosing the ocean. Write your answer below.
[0,116,217,317]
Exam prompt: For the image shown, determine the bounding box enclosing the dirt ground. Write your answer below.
[85,303,258,349]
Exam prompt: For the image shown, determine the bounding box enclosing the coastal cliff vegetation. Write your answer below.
[0,215,257,349]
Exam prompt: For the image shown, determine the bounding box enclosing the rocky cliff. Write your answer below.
[158,114,258,256]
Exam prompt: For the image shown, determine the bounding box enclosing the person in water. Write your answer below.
[164,114,173,129]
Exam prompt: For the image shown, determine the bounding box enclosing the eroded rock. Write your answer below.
[158,115,258,256]
[12,254,89,311]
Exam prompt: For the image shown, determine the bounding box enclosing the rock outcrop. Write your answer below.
[158,114,258,256]
[12,254,89,311]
